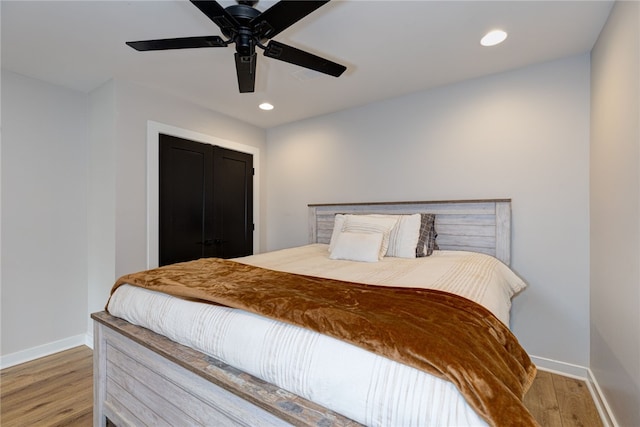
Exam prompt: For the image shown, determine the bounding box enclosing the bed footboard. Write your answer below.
[92,311,361,427]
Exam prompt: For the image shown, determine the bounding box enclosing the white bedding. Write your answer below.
[108,245,527,427]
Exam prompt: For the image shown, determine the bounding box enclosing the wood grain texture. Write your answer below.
[523,370,603,427]
[92,311,360,427]
[308,199,512,265]
[1,345,603,427]
[0,346,93,427]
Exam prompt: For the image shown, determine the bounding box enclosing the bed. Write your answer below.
[92,199,537,427]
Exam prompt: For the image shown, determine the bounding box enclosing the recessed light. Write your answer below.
[481,30,507,47]
[259,102,274,111]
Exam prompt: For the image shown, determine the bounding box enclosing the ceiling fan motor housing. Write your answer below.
[225,5,261,56]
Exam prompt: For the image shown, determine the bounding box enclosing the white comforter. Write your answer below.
[108,245,526,427]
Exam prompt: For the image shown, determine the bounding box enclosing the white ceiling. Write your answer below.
[1,0,613,129]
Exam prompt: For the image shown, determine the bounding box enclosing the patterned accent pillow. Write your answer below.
[416,213,438,257]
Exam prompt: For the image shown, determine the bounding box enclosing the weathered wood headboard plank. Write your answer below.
[309,199,512,265]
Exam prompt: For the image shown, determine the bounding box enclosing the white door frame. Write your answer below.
[146,121,260,268]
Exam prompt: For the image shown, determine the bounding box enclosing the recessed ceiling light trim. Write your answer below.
[481,30,508,47]
[259,102,274,111]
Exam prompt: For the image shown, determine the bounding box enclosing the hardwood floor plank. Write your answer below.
[552,373,603,427]
[2,356,91,410]
[0,346,93,427]
[48,407,93,427]
[1,346,90,393]
[2,376,93,427]
[524,370,564,426]
[1,346,605,427]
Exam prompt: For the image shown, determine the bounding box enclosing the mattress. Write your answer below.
[107,245,527,426]
[237,244,525,325]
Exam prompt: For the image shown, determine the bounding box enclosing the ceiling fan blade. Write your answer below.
[190,0,240,33]
[234,52,257,93]
[126,36,227,51]
[251,1,329,39]
[263,40,346,77]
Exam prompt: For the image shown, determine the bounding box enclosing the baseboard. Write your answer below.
[531,355,618,427]
[85,332,94,350]
[0,333,91,369]
[531,354,590,379]
[586,368,619,427]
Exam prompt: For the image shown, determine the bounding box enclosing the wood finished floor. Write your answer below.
[1,345,603,427]
[1,346,93,427]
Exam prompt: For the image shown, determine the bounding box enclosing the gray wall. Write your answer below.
[266,55,591,367]
[590,1,640,425]
[87,79,267,333]
[1,73,267,361]
[1,71,89,356]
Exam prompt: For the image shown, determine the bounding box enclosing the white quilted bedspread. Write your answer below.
[108,245,526,427]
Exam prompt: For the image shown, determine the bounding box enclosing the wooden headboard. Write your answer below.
[308,199,512,265]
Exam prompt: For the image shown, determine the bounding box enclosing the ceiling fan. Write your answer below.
[126,0,346,93]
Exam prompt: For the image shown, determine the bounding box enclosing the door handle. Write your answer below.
[197,239,224,246]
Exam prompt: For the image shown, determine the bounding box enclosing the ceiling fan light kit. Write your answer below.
[126,0,346,93]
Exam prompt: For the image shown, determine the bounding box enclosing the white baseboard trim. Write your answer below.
[531,355,618,427]
[586,368,619,427]
[531,354,590,379]
[0,333,92,369]
[85,332,94,350]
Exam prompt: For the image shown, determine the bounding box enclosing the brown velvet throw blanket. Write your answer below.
[110,258,538,426]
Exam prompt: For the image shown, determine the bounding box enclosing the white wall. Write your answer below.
[85,80,267,322]
[1,72,267,363]
[1,70,88,360]
[87,81,116,336]
[590,1,640,425]
[266,55,591,366]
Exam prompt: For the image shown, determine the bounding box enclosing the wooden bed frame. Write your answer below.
[93,199,511,426]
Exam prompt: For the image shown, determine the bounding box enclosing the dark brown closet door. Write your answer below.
[159,134,253,266]
[211,145,253,258]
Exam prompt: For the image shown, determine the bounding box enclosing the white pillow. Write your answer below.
[328,214,346,252]
[370,214,421,258]
[342,215,399,259]
[329,231,384,263]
